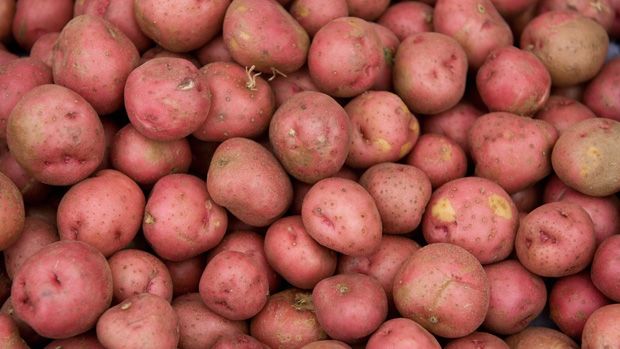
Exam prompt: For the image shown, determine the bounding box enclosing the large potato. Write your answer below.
[108,249,173,303]
[378,1,433,41]
[11,0,72,50]
[581,304,620,349]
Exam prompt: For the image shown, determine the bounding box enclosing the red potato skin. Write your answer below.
[591,235,620,301]
[11,241,113,339]
[505,327,578,349]
[444,331,509,349]
[345,0,390,21]
[0,297,44,346]
[290,166,358,215]
[0,314,28,349]
[421,102,483,154]
[196,36,233,66]
[510,185,542,213]
[290,0,349,37]
[269,68,318,108]
[139,46,200,67]
[537,0,615,32]
[482,260,547,335]
[535,95,596,134]
[11,0,72,50]
[0,149,50,204]
[393,243,490,338]
[406,133,468,189]
[581,304,620,349]
[308,17,383,98]
[52,15,140,115]
[0,50,17,65]
[44,334,105,349]
[0,175,23,253]
[369,23,399,92]
[164,256,205,296]
[366,318,440,349]
[378,2,434,41]
[29,32,59,68]
[300,340,352,349]
[583,57,620,122]
[3,216,58,279]
[173,293,248,349]
[0,0,14,43]
[394,32,468,115]
[212,334,269,349]
[108,249,173,303]
[434,0,513,69]
[490,0,538,18]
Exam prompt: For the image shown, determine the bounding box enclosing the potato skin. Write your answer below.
[212,334,269,349]
[0,0,14,43]
[537,0,615,32]
[3,216,58,279]
[11,0,72,50]
[29,32,58,68]
[108,249,173,303]
[44,334,105,349]
[422,102,483,154]
[269,68,318,108]
[581,304,620,349]
[11,241,113,339]
[0,172,24,251]
[535,95,596,134]
[591,235,620,301]
[366,317,440,349]
[444,331,509,349]
[0,314,28,349]
[406,133,468,189]
[393,32,468,115]
[301,177,382,257]
[346,0,389,21]
[378,1,433,41]
[505,327,578,348]
[165,256,205,296]
[207,137,292,227]
[583,57,620,122]
[290,0,349,37]
[300,340,351,349]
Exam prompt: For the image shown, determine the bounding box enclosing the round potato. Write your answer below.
[581,303,620,349]
[591,234,620,301]
[108,249,173,303]
[444,331,509,349]
[366,318,440,349]
[11,0,71,50]
[290,0,349,37]
[421,102,483,154]
[378,1,433,41]
[505,327,578,349]
[0,172,24,251]
[406,133,468,189]
[3,216,57,279]
[535,95,596,134]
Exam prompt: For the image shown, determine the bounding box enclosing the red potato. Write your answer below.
[250,289,327,348]
[0,50,17,65]
[44,334,104,349]
[108,249,173,303]
[537,0,615,32]
[369,23,400,92]
[264,216,337,289]
[421,102,483,154]
[490,0,538,18]
[269,91,351,183]
[11,0,72,50]
[345,91,420,168]
[3,216,58,279]
[0,57,52,139]
[193,62,275,142]
[510,185,542,213]
[611,0,620,37]
[583,57,620,122]
[0,314,28,349]
[581,303,620,349]
[434,0,513,69]
[313,273,388,343]
[29,32,58,67]
[134,0,230,53]
[307,17,383,98]
[0,166,25,251]
[269,67,319,108]
[0,297,44,346]
[223,0,309,74]
[139,46,200,67]
[143,174,227,261]
[393,243,490,338]
[366,318,440,349]
[422,177,519,264]
[124,57,211,141]
[188,137,218,178]
[164,256,205,296]
[444,331,509,349]
[505,327,578,348]
[212,334,269,349]
[377,1,434,41]
[0,0,14,43]
[195,36,233,66]
[550,272,611,338]
[11,241,113,339]
[508,2,539,38]
[96,293,179,349]
[406,133,467,188]
[394,32,468,115]
[199,250,270,321]
[53,15,140,115]
[173,293,248,349]
[535,95,596,134]
[345,0,389,21]
[591,235,620,301]
[57,169,145,257]
[290,0,349,37]
[290,166,359,215]
[0,149,50,203]
[96,119,120,172]
[110,124,192,186]
[482,260,547,335]
[515,202,596,277]
[359,163,431,234]
[301,177,382,257]
[300,341,351,349]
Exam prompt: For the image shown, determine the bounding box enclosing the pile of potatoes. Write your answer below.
[1,0,620,348]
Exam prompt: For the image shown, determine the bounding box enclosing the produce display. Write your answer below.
[1,0,620,347]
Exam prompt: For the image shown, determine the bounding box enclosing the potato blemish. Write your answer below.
[431,198,456,222]
[143,212,156,224]
[488,194,512,219]
[373,138,391,152]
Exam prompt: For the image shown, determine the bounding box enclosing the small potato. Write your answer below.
[515,202,596,277]
[164,256,205,296]
[366,317,440,349]
[393,243,490,338]
[301,177,382,257]
[108,249,173,303]
[300,340,351,349]
[393,32,468,115]
[377,1,433,41]
[0,172,24,251]
[143,174,227,261]
[199,250,269,321]
[505,327,578,348]
[96,293,179,349]
[369,23,399,92]
[345,91,420,168]
[0,297,43,346]
[583,57,620,122]
[139,46,200,66]
[406,133,467,188]
[444,331,509,349]
[44,334,105,349]
[581,304,620,349]
[591,235,620,301]
[359,163,431,234]
[269,68,318,108]
[520,10,609,87]
[11,0,72,50]
[29,32,59,67]
[345,0,389,21]
[11,241,113,339]
[212,334,268,349]
[510,185,542,213]
[490,0,538,18]
[537,0,615,31]
[421,102,483,154]
[290,166,358,215]
[290,0,349,37]
[313,273,387,343]
[3,216,58,279]
[535,95,596,134]
[0,314,28,349]
[173,293,247,349]
[195,36,232,66]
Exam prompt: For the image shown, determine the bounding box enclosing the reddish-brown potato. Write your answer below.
[3,216,57,279]
[583,57,620,122]
[195,36,233,66]
[212,334,269,349]
[290,0,349,37]
[0,314,28,349]
[535,95,596,134]
[378,1,433,41]
[505,327,578,348]
[165,256,205,296]
[269,68,318,108]
[108,249,173,303]
[591,234,620,301]
[490,0,538,18]
[300,340,351,349]
[511,185,542,213]
[581,304,620,349]
[346,0,389,21]
[537,0,615,31]
[11,0,72,50]
[0,172,24,251]
[444,331,509,349]
[406,134,467,188]
[44,334,105,349]
[0,0,14,43]
[366,318,440,349]
[29,32,58,67]
[421,102,483,154]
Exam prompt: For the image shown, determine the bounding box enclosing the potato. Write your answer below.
[134,0,229,53]
[482,260,547,335]
[290,0,349,37]
[110,124,192,186]
[53,15,139,115]
[11,241,112,339]
[96,293,179,349]
[196,36,232,66]
[3,216,57,279]
[0,171,24,251]
[143,173,227,261]
[591,234,620,301]
[520,10,609,87]
[199,250,269,321]
[490,0,538,18]
[290,166,358,215]
[108,249,173,303]
[510,185,542,213]
[223,0,309,74]
[124,57,211,141]
[269,68,318,108]
[29,32,58,67]
[537,0,615,31]
[346,0,389,21]
[300,340,351,349]
[44,334,105,349]
[406,133,467,189]
[369,23,399,92]
[307,17,383,98]
[301,177,382,256]
[393,32,468,115]
[269,91,351,183]
[164,256,205,296]
[264,216,336,289]
[313,273,387,343]
[0,50,17,65]
[0,0,14,43]
[212,334,269,349]
[139,46,199,66]
[505,327,578,349]
[359,163,431,234]
[393,243,490,338]
[57,169,144,257]
[434,0,513,69]
[1,141,52,203]
[469,112,558,194]
[421,102,483,154]
[366,318,440,349]
[444,331,509,349]
[377,1,433,41]
[535,95,596,134]
[0,314,28,349]
[0,57,52,140]
[250,289,327,348]
[422,177,518,264]
[551,118,620,196]
[11,0,72,50]
[345,91,420,168]
[583,57,620,122]
[0,297,43,346]
[581,304,620,349]
[515,202,596,277]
